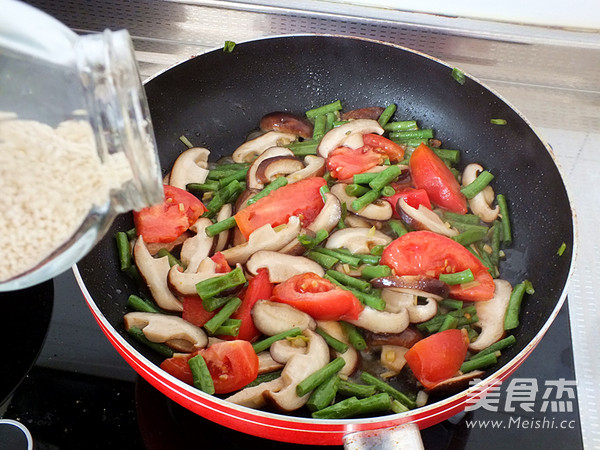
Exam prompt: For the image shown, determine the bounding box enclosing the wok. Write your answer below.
[74,35,574,446]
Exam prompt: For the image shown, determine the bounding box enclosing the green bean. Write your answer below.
[448,221,489,234]
[127,294,163,314]
[127,326,174,357]
[383,120,418,132]
[340,322,367,351]
[306,100,343,119]
[203,297,242,335]
[325,112,336,133]
[195,266,246,299]
[203,179,243,219]
[452,227,489,246]
[287,140,319,156]
[325,269,372,292]
[211,162,250,171]
[438,299,463,310]
[389,219,409,237]
[206,216,237,237]
[345,183,370,197]
[337,379,377,398]
[504,281,533,330]
[353,172,380,185]
[156,248,183,268]
[369,165,404,191]
[188,354,215,394]
[351,189,381,212]
[214,318,242,336]
[218,168,248,187]
[202,295,239,312]
[305,250,339,269]
[360,372,416,409]
[391,399,410,413]
[438,314,459,332]
[313,393,391,419]
[311,396,361,419]
[460,353,497,373]
[491,220,502,266]
[298,229,329,250]
[469,335,516,360]
[115,231,132,271]
[307,374,340,411]
[377,104,397,127]
[325,275,386,311]
[246,177,288,206]
[312,248,361,267]
[497,194,512,245]
[336,249,381,265]
[315,328,349,354]
[389,129,433,140]
[361,265,392,280]
[442,211,481,225]
[244,370,283,388]
[187,180,220,194]
[312,114,327,141]
[207,167,243,180]
[252,328,303,353]
[125,227,137,240]
[297,357,346,397]
[332,120,349,127]
[439,269,475,285]
[460,170,495,199]
[433,149,460,164]
[381,185,396,197]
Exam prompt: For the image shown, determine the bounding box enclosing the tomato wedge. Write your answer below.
[409,143,467,214]
[182,296,215,327]
[271,272,364,320]
[234,176,326,239]
[133,185,206,243]
[383,187,431,218]
[404,329,469,389]
[210,251,232,273]
[229,268,273,341]
[381,230,495,301]
[198,341,259,394]
[327,145,385,180]
[362,134,405,162]
[160,355,194,385]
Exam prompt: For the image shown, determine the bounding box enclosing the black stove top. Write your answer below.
[0,273,583,449]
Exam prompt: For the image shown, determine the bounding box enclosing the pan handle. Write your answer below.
[343,423,424,449]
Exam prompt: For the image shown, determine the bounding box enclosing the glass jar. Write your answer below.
[0,1,163,291]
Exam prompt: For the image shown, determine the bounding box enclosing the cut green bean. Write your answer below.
[188,354,215,394]
[389,219,408,238]
[391,399,410,413]
[287,140,319,156]
[247,176,288,205]
[452,226,489,246]
[326,269,372,292]
[337,379,377,398]
[195,266,246,299]
[469,335,516,360]
[325,275,386,311]
[381,185,396,197]
[156,248,183,268]
[305,250,339,269]
[361,265,392,280]
[369,165,404,191]
[438,314,459,332]
[360,372,416,409]
[203,179,243,219]
[383,120,418,132]
[115,231,132,271]
[438,299,463,310]
[345,183,370,197]
[351,189,381,211]
[460,170,495,199]
[340,321,367,351]
[306,100,343,119]
[353,172,380,185]
[206,216,237,237]
[336,249,381,265]
[127,326,174,357]
[433,149,460,164]
[312,248,361,267]
[439,269,475,285]
[491,220,502,266]
[179,134,194,148]
[460,352,497,373]
[442,211,481,225]
[389,129,433,140]
[504,281,532,330]
[203,297,242,335]
[127,294,163,314]
[207,167,243,180]
[311,396,360,419]
[244,370,283,388]
[125,227,137,240]
[252,328,302,353]
[297,357,346,397]
[307,374,340,411]
[214,318,242,336]
[315,328,349,354]
[497,194,512,245]
[378,104,397,126]
[312,114,327,141]
[325,112,336,133]
[312,393,391,419]
[298,229,329,250]
[202,295,239,312]
[218,168,248,187]
[187,180,220,194]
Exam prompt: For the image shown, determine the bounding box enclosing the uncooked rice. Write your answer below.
[0,116,132,281]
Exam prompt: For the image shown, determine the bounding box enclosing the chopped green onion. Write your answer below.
[223,40,236,53]
[491,118,507,125]
[451,67,466,85]
[179,135,194,148]
[557,242,567,256]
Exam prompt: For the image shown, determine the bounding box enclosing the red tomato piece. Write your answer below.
[198,341,259,394]
[210,251,232,273]
[182,296,215,327]
[383,187,432,218]
[133,185,206,243]
[362,134,405,162]
[271,272,364,321]
[327,145,385,180]
[160,354,194,385]
[381,230,495,301]
[234,176,326,239]
[404,329,470,389]
[409,143,467,214]
[229,268,273,342]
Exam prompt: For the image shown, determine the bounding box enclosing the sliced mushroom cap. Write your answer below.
[232,131,296,163]
[381,289,438,323]
[169,147,210,189]
[226,378,285,409]
[341,107,385,121]
[398,199,458,237]
[317,320,360,376]
[330,183,393,221]
[145,230,191,256]
[270,338,309,364]
[256,156,304,184]
[364,326,424,349]
[265,329,330,411]
[260,111,314,139]
[220,216,302,265]
[469,279,513,352]
[246,146,295,189]
[325,227,392,254]
[462,163,500,223]
[306,192,342,234]
[133,237,183,312]
[317,119,384,158]
[372,275,450,301]
[124,312,207,352]
[425,370,485,395]
[246,250,324,283]
[179,218,215,273]
[257,351,285,374]
[286,155,326,184]
[346,306,410,334]
[343,214,374,229]
[251,300,316,336]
